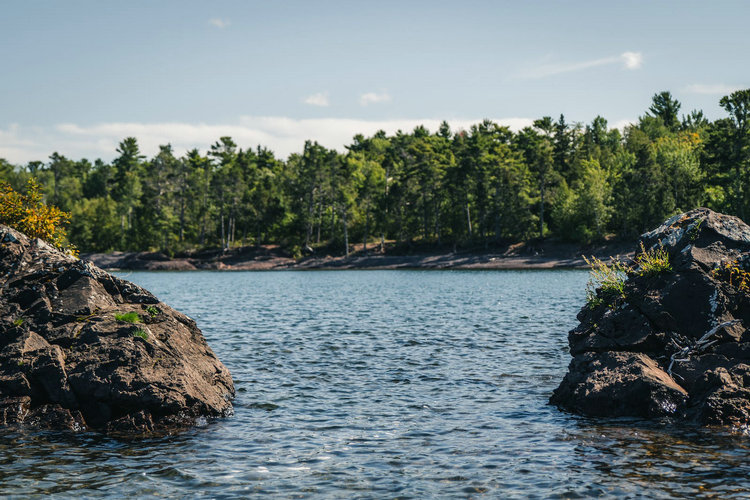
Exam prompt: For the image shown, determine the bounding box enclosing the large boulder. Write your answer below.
[0,225,234,433]
[551,208,750,426]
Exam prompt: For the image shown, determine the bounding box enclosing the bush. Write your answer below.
[0,179,75,254]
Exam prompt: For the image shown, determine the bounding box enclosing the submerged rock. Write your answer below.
[0,225,234,434]
[551,208,750,426]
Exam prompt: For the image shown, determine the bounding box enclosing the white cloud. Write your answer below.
[303,92,330,107]
[209,18,230,29]
[621,52,643,69]
[611,119,636,131]
[359,92,391,106]
[0,117,535,164]
[515,51,643,79]
[684,83,744,95]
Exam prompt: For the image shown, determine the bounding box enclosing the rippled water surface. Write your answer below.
[3,270,750,498]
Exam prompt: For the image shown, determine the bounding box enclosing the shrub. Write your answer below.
[115,312,140,323]
[0,179,75,254]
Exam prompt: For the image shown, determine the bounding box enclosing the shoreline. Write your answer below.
[82,240,635,272]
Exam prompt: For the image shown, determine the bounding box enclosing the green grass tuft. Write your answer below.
[132,328,148,340]
[115,312,140,324]
[145,305,159,317]
[12,318,23,327]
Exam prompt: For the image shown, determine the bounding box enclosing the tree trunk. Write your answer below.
[305,186,315,249]
[363,201,369,252]
[220,204,226,250]
[539,181,546,239]
[342,207,349,258]
[316,202,322,244]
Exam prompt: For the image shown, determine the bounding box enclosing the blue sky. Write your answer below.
[1,0,748,163]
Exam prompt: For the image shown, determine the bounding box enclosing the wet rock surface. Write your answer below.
[552,208,750,426]
[0,225,234,434]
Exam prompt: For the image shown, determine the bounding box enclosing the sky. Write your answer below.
[1,0,748,163]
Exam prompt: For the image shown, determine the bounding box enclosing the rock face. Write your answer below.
[551,208,750,426]
[0,225,234,433]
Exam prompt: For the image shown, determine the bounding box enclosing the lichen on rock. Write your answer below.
[0,224,234,434]
[551,208,750,426]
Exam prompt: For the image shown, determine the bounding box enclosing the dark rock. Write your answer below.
[552,208,750,426]
[0,225,234,434]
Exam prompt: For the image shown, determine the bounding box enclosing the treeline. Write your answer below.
[1,89,749,255]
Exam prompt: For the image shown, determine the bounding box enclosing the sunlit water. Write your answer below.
[3,270,750,498]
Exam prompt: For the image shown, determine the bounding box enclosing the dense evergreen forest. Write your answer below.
[1,90,749,256]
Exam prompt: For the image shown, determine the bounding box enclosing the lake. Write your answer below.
[2,270,750,498]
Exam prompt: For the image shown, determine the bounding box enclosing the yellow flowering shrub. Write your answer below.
[0,179,76,254]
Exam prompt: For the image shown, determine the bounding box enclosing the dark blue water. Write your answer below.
[2,270,750,498]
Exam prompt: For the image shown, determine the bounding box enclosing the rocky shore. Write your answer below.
[552,208,750,426]
[0,224,234,434]
[82,240,635,271]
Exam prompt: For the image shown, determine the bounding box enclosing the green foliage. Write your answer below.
[0,179,75,253]
[584,241,673,308]
[633,241,673,277]
[583,255,629,308]
[0,87,748,254]
[115,312,140,324]
[551,159,612,242]
[13,318,23,327]
[145,305,159,317]
[132,328,148,340]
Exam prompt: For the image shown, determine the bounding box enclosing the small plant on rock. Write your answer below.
[145,305,159,317]
[711,260,750,291]
[132,328,148,340]
[687,217,704,241]
[12,318,23,327]
[583,255,629,309]
[633,241,672,277]
[115,312,140,324]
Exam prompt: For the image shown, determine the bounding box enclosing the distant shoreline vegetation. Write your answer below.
[0,90,749,256]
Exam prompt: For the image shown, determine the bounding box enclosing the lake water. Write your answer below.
[2,270,750,498]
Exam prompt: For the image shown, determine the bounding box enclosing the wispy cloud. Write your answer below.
[208,18,230,29]
[684,83,744,95]
[0,117,534,164]
[303,92,330,107]
[515,51,643,79]
[359,92,391,106]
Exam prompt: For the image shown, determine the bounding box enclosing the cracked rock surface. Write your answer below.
[551,208,750,425]
[0,225,234,434]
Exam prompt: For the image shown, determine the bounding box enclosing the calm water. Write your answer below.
[3,270,750,498]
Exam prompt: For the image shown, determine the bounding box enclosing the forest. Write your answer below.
[1,89,749,256]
